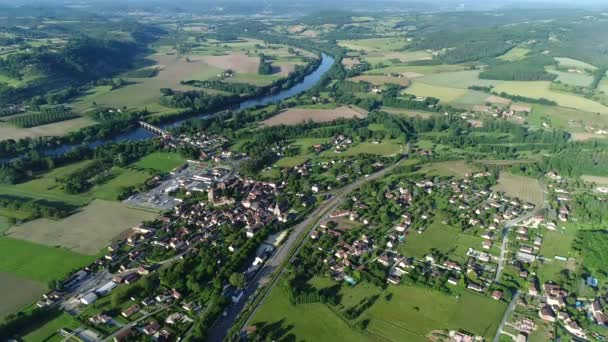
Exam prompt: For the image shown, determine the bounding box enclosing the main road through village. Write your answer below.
[207,156,410,341]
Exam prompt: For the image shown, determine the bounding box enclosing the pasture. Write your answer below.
[382,107,434,119]
[0,272,45,319]
[405,82,468,103]
[491,172,544,206]
[6,199,157,255]
[527,104,608,132]
[366,285,506,341]
[21,312,81,342]
[366,64,466,76]
[0,236,94,283]
[337,38,410,53]
[262,106,366,126]
[493,81,608,114]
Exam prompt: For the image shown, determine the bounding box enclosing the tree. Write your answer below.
[229,272,246,289]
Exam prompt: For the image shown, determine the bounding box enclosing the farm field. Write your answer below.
[366,64,466,76]
[366,284,506,341]
[491,172,544,207]
[261,106,366,126]
[251,286,365,342]
[349,75,411,86]
[0,272,45,319]
[416,70,502,89]
[382,107,434,118]
[493,81,608,114]
[546,67,593,87]
[6,199,157,255]
[0,117,97,141]
[404,82,468,103]
[399,221,483,264]
[0,236,94,283]
[337,38,410,53]
[133,152,187,172]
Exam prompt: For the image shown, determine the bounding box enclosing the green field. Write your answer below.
[405,82,468,103]
[498,47,530,61]
[491,172,544,207]
[418,160,478,178]
[252,286,365,341]
[546,67,593,87]
[22,312,82,342]
[554,57,597,71]
[325,139,404,157]
[416,70,502,89]
[366,285,507,341]
[493,81,608,114]
[399,221,483,264]
[133,152,187,172]
[539,228,576,258]
[0,237,95,283]
[337,38,410,53]
[0,272,45,319]
[527,104,608,131]
[366,64,467,76]
[90,167,152,201]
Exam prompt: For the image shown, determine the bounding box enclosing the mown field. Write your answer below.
[0,236,95,283]
[417,160,478,179]
[0,117,97,141]
[7,199,157,255]
[21,312,82,342]
[133,152,187,172]
[262,106,366,126]
[399,221,484,264]
[0,272,45,319]
[491,172,544,206]
[366,284,506,341]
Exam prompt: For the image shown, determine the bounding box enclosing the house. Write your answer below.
[482,240,492,250]
[122,304,141,318]
[377,255,390,266]
[491,290,503,301]
[113,328,133,342]
[387,275,401,285]
[539,306,556,322]
[448,277,459,285]
[143,321,161,336]
[565,321,586,339]
[467,282,484,293]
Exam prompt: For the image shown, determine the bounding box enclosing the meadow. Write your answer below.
[326,139,404,157]
[337,38,410,53]
[417,160,478,179]
[349,75,411,87]
[366,284,506,341]
[554,57,597,71]
[365,64,466,76]
[0,236,95,283]
[0,117,97,141]
[527,104,608,132]
[498,47,530,61]
[491,172,544,206]
[545,67,593,87]
[7,199,157,255]
[21,312,82,342]
[581,175,608,185]
[415,70,502,89]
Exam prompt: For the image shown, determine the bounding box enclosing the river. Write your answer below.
[1,53,334,163]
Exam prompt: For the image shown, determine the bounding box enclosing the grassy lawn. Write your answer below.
[539,226,576,258]
[133,152,187,172]
[400,221,483,264]
[535,259,576,285]
[22,312,82,342]
[226,73,281,86]
[405,82,468,103]
[273,137,329,168]
[366,284,506,341]
[382,107,434,119]
[90,167,152,201]
[493,81,608,114]
[0,236,95,283]
[252,286,365,342]
[418,160,478,179]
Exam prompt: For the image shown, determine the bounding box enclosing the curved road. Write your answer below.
[207,157,409,342]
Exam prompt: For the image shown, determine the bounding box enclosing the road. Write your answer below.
[493,290,521,342]
[494,182,549,282]
[206,157,409,342]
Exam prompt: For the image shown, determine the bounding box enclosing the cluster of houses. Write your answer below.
[308,174,535,298]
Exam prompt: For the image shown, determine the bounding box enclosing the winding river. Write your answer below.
[1,53,335,163]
